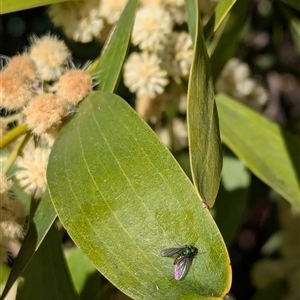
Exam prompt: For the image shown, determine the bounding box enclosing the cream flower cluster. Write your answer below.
[47,0,194,116]
[0,173,27,264]
[0,34,94,253]
[48,0,128,43]
[1,34,93,136]
[1,34,92,196]
[216,58,267,110]
[123,2,194,139]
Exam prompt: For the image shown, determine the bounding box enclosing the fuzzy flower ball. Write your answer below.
[124,51,169,99]
[48,1,103,43]
[15,147,50,199]
[100,0,128,24]
[0,69,33,110]
[24,93,66,136]
[29,35,71,81]
[216,58,267,110]
[56,69,93,105]
[6,54,36,81]
[132,5,173,51]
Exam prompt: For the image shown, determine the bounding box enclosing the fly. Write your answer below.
[160,245,198,280]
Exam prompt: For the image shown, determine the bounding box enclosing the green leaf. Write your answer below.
[209,0,250,81]
[280,4,300,55]
[203,0,236,39]
[0,0,76,14]
[213,151,250,247]
[0,192,57,300]
[17,223,78,300]
[0,265,11,286]
[65,247,96,294]
[216,93,300,211]
[280,0,300,11]
[187,3,222,208]
[47,91,231,300]
[185,0,197,43]
[93,0,139,93]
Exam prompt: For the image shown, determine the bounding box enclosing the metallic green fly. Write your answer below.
[160,245,198,280]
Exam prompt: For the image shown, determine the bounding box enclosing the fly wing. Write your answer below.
[160,247,185,257]
[174,256,191,280]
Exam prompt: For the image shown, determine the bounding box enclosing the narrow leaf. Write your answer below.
[17,224,78,300]
[185,0,197,43]
[216,93,300,211]
[203,0,236,39]
[209,0,250,81]
[0,0,76,14]
[47,91,231,300]
[1,192,57,299]
[94,0,139,92]
[281,4,300,55]
[187,3,222,207]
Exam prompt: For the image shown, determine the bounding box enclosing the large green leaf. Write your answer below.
[0,192,57,300]
[0,0,75,14]
[47,91,231,300]
[17,223,78,300]
[216,93,300,211]
[93,0,139,92]
[187,2,222,208]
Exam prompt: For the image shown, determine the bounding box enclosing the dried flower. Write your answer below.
[15,147,50,199]
[132,5,173,52]
[29,34,71,81]
[24,93,66,136]
[123,51,169,99]
[6,53,36,81]
[0,69,33,110]
[56,69,93,105]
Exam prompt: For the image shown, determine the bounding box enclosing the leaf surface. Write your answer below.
[47,91,231,300]
[187,2,222,207]
[216,93,300,210]
[0,0,75,14]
